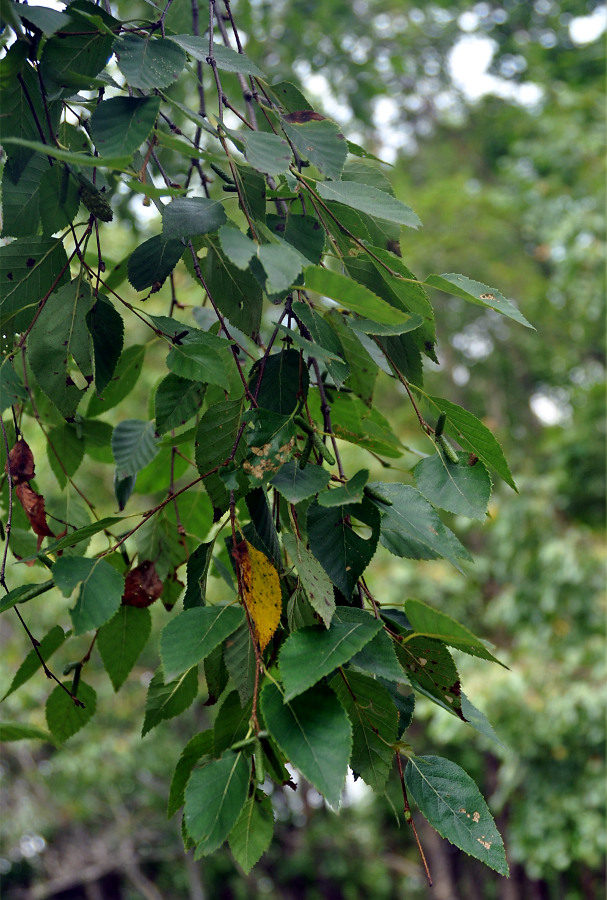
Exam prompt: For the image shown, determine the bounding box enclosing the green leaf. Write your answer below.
[46,422,85,489]
[184,751,251,856]
[211,42,265,77]
[414,451,492,520]
[423,396,517,491]
[40,5,116,95]
[243,131,292,176]
[28,278,93,419]
[183,542,214,609]
[256,242,304,295]
[168,730,214,818]
[325,310,378,407]
[349,627,403,683]
[112,419,158,479]
[0,236,70,331]
[155,373,205,436]
[0,580,54,615]
[86,298,124,396]
[166,333,231,389]
[218,225,257,269]
[2,624,65,700]
[0,723,57,744]
[368,483,472,571]
[0,363,28,413]
[214,691,252,755]
[425,273,533,329]
[224,621,256,706]
[203,238,263,336]
[307,498,380,597]
[163,197,226,240]
[279,607,381,701]
[0,138,131,171]
[52,556,124,635]
[142,666,198,736]
[331,671,398,792]
[395,638,464,720]
[460,693,507,748]
[87,344,145,417]
[262,682,352,808]
[229,792,274,874]
[405,756,508,876]
[46,681,97,742]
[44,516,123,554]
[404,599,505,667]
[17,4,70,35]
[114,34,186,90]
[267,213,326,266]
[291,300,349,387]
[160,606,244,679]
[317,181,421,228]
[127,235,184,291]
[195,397,244,510]
[282,114,347,180]
[301,266,411,327]
[97,605,152,692]
[90,96,160,158]
[271,461,331,504]
[250,348,308,416]
[1,153,46,238]
[282,533,335,628]
[317,469,369,507]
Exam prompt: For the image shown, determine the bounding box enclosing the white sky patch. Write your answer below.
[530,392,572,426]
[569,6,607,45]
[448,35,543,106]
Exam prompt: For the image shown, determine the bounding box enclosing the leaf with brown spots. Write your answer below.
[7,439,35,484]
[395,636,465,721]
[232,540,282,651]
[122,560,164,608]
[15,482,54,539]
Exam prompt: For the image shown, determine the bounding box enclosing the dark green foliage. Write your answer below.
[0,2,533,879]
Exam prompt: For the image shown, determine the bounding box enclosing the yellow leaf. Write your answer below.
[233,541,281,651]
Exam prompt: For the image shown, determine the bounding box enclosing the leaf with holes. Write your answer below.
[405,756,508,876]
[395,637,464,720]
[307,498,380,598]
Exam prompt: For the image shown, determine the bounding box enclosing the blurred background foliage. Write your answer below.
[0,1,605,898]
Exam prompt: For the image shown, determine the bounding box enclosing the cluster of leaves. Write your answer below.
[0,0,532,879]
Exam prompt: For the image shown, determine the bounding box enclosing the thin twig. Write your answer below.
[396,753,432,886]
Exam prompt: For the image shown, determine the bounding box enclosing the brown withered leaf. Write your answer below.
[122,560,164,608]
[7,440,35,484]
[15,482,54,538]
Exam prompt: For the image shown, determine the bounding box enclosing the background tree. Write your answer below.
[0,2,604,899]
